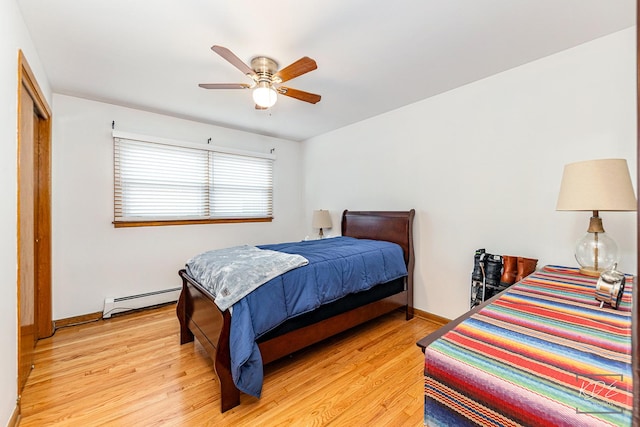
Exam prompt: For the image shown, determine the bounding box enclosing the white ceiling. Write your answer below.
[17,0,635,142]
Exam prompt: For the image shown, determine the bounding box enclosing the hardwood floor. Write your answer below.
[19,304,441,426]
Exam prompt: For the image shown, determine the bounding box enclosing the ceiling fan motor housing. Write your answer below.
[251,57,279,83]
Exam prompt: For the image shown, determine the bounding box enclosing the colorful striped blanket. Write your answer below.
[424,265,633,427]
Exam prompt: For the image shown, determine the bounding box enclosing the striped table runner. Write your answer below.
[424,265,633,427]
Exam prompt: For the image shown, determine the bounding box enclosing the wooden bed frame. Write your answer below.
[176,209,415,412]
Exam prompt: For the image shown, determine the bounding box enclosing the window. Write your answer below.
[113,132,274,227]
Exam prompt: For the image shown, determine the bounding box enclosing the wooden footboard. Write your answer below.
[176,209,415,413]
[177,272,239,411]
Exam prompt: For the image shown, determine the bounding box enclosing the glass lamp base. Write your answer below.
[574,230,618,277]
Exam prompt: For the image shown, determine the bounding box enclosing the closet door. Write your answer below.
[17,82,37,392]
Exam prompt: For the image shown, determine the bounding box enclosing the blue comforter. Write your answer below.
[229,236,408,397]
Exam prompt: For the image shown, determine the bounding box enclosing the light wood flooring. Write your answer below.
[19,304,441,426]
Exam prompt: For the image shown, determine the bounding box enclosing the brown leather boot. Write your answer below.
[516,257,538,282]
[500,256,518,287]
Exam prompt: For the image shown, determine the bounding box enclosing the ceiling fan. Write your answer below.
[199,45,321,109]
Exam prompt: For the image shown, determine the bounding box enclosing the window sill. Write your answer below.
[113,217,273,228]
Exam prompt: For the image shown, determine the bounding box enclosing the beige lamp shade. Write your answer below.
[312,209,332,229]
[556,159,636,212]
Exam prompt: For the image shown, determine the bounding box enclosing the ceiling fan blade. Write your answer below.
[199,83,251,89]
[277,87,321,104]
[211,45,255,77]
[274,57,317,83]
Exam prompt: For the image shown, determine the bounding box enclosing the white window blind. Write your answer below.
[114,134,273,222]
[210,152,273,218]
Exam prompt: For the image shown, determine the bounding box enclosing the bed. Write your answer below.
[417,265,634,427]
[177,209,415,412]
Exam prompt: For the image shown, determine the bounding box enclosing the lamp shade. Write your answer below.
[556,159,636,212]
[312,209,332,229]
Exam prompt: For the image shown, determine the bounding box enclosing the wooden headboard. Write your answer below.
[341,209,415,266]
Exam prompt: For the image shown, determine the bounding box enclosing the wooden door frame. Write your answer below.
[634,3,639,425]
[17,50,52,341]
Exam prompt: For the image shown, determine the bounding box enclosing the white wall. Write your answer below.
[0,1,52,425]
[302,28,637,320]
[51,95,304,319]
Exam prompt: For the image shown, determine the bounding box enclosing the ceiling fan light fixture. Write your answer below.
[253,82,277,108]
[201,47,319,108]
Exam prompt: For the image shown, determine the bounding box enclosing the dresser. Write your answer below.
[418,266,634,427]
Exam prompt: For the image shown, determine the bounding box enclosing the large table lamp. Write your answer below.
[556,158,636,276]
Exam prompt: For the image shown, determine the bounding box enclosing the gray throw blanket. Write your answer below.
[185,245,309,311]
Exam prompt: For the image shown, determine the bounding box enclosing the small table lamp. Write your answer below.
[312,209,332,239]
[556,159,636,276]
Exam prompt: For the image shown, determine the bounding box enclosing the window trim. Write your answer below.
[112,131,275,228]
[113,217,272,228]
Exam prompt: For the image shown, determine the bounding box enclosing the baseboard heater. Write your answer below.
[102,287,181,318]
